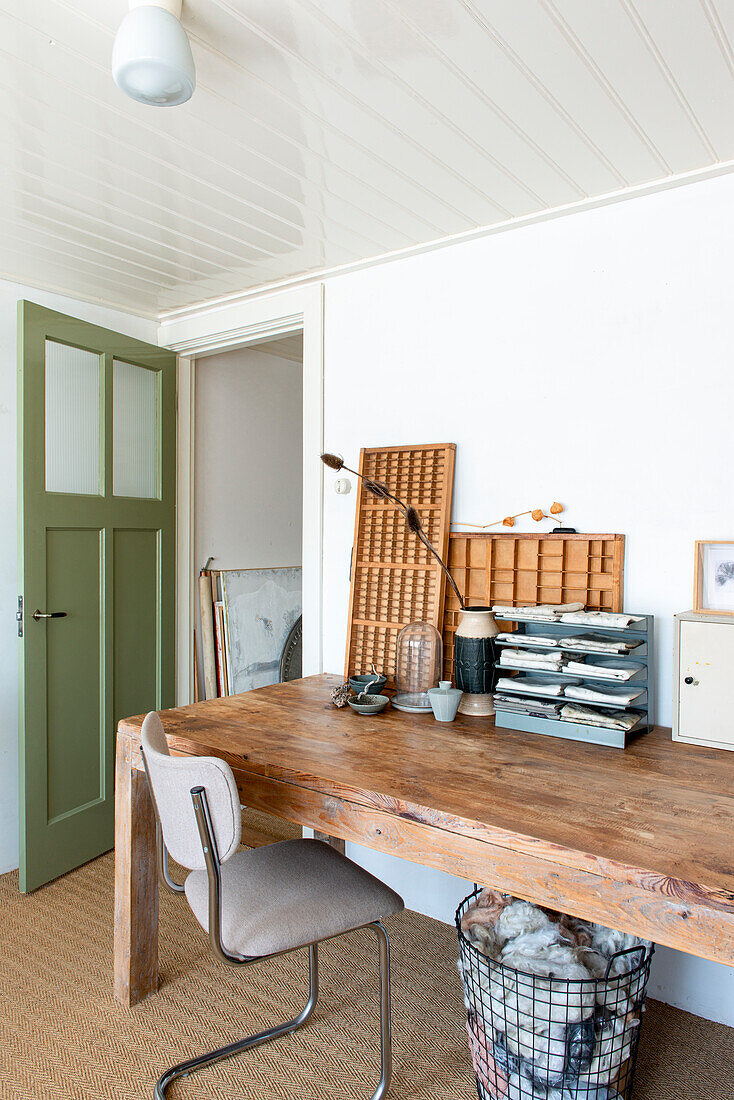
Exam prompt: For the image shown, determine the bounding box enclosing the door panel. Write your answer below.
[112,360,159,499]
[18,301,176,892]
[44,340,103,496]
[114,528,159,725]
[46,527,103,821]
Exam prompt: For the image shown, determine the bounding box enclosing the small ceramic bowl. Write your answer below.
[347,693,390,715]
[349,674,387,695]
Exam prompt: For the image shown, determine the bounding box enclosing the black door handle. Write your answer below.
[32,610,67,621]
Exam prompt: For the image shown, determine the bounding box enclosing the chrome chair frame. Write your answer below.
[141,750,393,1100]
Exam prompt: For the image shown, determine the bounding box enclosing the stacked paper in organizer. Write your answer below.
[498,648,566,674]
[495,675,581,698]
[564,656,644,681]
[492,605,644,628]
[561,633,642,654]
[495,632,559,649]
[493,694,564,717]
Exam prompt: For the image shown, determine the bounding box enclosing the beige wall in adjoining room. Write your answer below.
[193,345,303,576]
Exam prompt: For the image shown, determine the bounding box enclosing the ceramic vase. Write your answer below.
[427,681,463,722]
[453,607,499,717]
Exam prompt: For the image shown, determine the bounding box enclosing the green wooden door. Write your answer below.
[18,301,176,892]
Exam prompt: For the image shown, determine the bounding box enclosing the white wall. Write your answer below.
[0,280,157,876]
[194,347,303,575]
[319,172,734,1025]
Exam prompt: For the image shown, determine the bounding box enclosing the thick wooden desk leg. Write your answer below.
[314,831,346,855]
[114,732,159,1007]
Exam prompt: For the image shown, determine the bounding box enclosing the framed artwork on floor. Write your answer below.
[221,566,302,693]
[694,541,734,614]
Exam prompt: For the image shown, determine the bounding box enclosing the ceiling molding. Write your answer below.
[162,312,306,355]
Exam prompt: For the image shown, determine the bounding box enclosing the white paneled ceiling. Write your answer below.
[3,0,734,317]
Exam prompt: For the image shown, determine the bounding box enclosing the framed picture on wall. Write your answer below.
[694,541,734,614]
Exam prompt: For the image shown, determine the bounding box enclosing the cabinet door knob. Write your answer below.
[684,676,696,685]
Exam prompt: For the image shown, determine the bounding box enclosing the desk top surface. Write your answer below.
[119,674,734,912]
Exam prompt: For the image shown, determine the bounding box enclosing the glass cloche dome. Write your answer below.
[392,621,443,713]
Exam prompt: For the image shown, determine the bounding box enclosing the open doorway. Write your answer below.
[168,283,324,709]
[193,333,304,703]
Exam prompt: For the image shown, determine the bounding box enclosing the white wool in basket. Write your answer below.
[576,1012,640,1083]
[505,1072,623,1100]
[504,1019,567,1085]
[467,922,502,961]
[575,947,610,980]
[505,1070,558,1099]
[460,935,597,1030]
[496,900,554,944]
[594,969,644,1014]
[490,973,595,1031]
[499,931,596,1026]
[589,926,653,975]
[500,928,592,980]
[503,924,565,953]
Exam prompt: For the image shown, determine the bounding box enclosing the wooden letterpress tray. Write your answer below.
[345,443,456,687]
[442,532,625,681]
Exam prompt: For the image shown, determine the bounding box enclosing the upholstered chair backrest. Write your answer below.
[141,711,241,871]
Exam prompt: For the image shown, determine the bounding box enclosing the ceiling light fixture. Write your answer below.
[112,0,195,107]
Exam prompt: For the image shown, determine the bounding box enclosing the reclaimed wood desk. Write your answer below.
[114,674,734,1006]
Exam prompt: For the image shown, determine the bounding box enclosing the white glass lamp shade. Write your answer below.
[112,5,195,106]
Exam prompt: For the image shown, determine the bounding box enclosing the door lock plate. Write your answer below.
[16,595,22,637]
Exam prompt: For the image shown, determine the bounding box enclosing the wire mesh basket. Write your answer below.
[456,890,654,1100]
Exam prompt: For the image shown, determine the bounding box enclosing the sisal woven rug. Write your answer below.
[0,811,731,1100]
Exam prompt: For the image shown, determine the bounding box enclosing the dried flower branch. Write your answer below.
[321,452,465,608]
[407,507,465,608]
[363,479,395,501]
[453,503,565,530]
[321,452,344,471]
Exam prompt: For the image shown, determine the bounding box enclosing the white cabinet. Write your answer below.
[674,612,734,750]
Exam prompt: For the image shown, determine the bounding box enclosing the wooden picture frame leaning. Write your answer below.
[693,540,734,615]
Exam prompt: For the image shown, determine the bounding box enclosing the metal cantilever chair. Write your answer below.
[140,711,404,1100]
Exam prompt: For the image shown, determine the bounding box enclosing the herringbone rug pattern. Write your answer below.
[0,813,731,1100]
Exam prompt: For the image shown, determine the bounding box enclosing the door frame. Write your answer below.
[159,285,324,704]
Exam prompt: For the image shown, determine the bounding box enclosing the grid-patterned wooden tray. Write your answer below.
[442,533,625,681]
[345,443,456,687]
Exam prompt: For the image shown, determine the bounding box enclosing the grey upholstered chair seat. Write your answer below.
[184,837,403,958]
